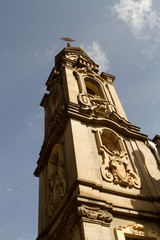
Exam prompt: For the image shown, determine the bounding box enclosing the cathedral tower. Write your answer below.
[34,45,160,240]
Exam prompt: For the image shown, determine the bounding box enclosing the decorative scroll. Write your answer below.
[96,129,141,189]
[48,144,66,216]
[73,67,117,118]
[78,204,112,223]
[78,93,116,117]
[65,53,78,61]
[101,152,141,189]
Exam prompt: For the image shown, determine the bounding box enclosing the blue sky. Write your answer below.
[0,0,160,239]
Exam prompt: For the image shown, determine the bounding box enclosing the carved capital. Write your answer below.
[78,204,112,224]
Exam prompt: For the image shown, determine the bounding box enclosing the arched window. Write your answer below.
[84,78,104,99]
[101,135,120,154]
[99,128,124,155]
[48,144,59,180]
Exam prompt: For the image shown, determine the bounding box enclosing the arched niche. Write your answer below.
[48,144,59,179]
[84,77,105,99]
[95,128,141,188]
[96,128,125,156]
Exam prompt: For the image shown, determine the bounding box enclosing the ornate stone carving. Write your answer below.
[73,67,117,118]
[48,144,66,216]
[89,94,116,117]
[115,224,160,240]
[65,53,78,61]
[46,108,67,138]
[74,67,97,76]
[78,204,112,223]
[153,135,160,161]
[101,151,141,188]
[129,224,149,236]
[78,93,116,117]
[96,129,141,189]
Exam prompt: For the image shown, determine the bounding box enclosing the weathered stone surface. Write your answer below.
[34,46,160,240]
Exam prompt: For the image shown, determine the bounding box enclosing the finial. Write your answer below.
[60,37,75,47]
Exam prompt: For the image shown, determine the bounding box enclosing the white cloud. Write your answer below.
[112,0,160,57]
[0,186,13,194]
[81,41,110,72]
[113,0,160,35]
[141,34,160,58]
[6,188,13,192]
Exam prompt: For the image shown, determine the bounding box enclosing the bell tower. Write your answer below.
[34,45,160,240]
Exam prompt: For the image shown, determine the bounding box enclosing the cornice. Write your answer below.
[34,102,148,176]
[66,102,148,140]
[36,192,113,240]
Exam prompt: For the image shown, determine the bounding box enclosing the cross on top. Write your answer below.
[60,37,75,47]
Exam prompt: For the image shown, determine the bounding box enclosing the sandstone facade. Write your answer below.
[34,47,160,240]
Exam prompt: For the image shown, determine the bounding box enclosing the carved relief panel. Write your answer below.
[73,67,117,117]
[115,224,160,240]
[48,144,66,216]
[95,128,141,189]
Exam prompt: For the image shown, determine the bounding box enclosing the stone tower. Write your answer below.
[34,46,160,240]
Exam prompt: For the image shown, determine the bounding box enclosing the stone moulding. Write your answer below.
[61,200,113,238]
[78,204,113,225]
[115,224,160,240]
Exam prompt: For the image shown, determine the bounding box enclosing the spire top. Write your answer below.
[60,37,75,47]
